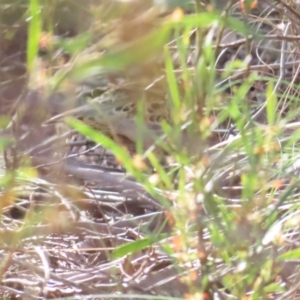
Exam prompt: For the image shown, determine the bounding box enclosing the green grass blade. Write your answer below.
[27,0,42,72]
[65,118,135,170]
[113,233,168,258]
[164,46,180,109]
[266,81,277,126]
[52,26,171,89]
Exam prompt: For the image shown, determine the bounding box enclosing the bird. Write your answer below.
[45,84,210,161]
[45,85,172,158]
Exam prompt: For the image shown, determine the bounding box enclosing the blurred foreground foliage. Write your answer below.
[1,0,300,299]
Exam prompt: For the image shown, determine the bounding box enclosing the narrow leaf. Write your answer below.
[164,46,180,109]
[27,0,42,71]
[277,248,300,261]
[113,234,168,258]
[266,81,277,126]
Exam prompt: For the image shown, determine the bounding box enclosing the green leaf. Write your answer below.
[54,33,92,55]
[147,152,172,188]
[277,248,300,261]
[263,282,285,293]
[27,0,42,72]
[170,13,221,28]
[65,118,135,173]
[266,81,277,126]
[171,12,252,36]
[52,26,170,89]
[113,234,168,258]
[165,46,181,109]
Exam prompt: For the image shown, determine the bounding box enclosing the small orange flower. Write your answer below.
[240,0,257,13]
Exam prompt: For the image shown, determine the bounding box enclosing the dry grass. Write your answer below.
[2,0,300,299]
